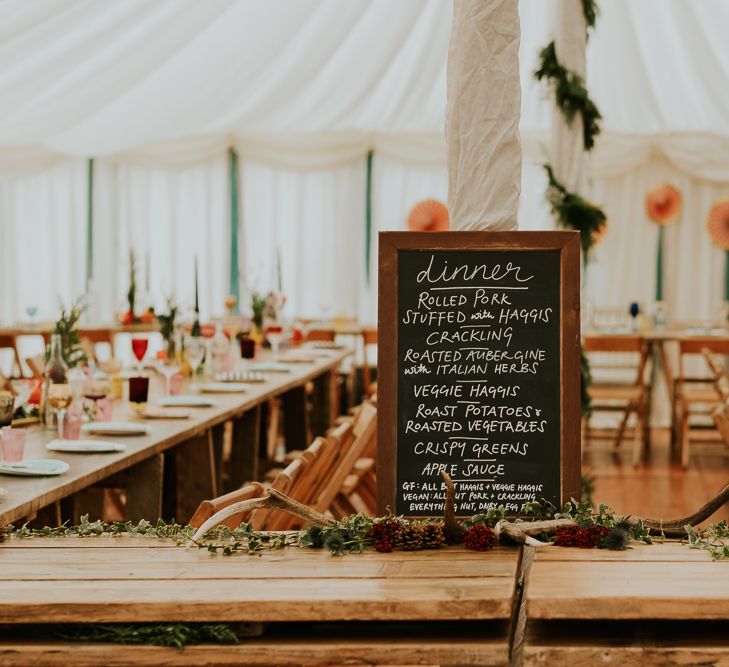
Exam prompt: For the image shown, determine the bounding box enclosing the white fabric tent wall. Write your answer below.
[92,157,229,322]
[1,0,729,327]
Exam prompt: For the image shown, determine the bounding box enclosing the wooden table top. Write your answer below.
[0,348,351,525]
[0,538,519,624]
[584,326,729,342]
[526,541,729,621]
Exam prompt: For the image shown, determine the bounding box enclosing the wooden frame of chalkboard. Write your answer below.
[377,231,581,517]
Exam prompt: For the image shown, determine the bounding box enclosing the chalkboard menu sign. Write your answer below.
[377,232,580,516]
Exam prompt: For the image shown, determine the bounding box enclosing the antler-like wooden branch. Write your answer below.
[186,488,332,548]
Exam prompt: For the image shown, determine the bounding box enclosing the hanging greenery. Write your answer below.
[534,41,602,152]
[581,0,599,31]
[544,164,607,261]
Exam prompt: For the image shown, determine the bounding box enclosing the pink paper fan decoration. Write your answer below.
[407,199,449,232]
[707,198,729,250]
[645,184,682,225]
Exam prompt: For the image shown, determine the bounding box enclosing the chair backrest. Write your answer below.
[265,436,340,531]
[189,481,265,530]
[712,404,729,448]
[583,335,650,388]
[679,337,729,380]
[251,455,309,531]
[583,334,643,353]
[305,328,336,343]
[702,348,729,400]
[0,334,21,376]
[25,354,46,378]
[312,400,377,514]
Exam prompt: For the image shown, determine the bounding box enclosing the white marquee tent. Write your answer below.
[1,0,729,325]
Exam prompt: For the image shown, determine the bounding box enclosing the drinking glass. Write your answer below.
[157,358,181,396]
[1,428,25,463]
[0,394,14,428]
[266,325,284,358]
[62,407,83,440]
[131,337,149,370]
[84,379,110,420]
[128,376,149,407]
[47,384,73,439]
[186,336,206,391]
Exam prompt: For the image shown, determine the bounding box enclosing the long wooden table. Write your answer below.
[0,347,350,527]
[0,538,726,665]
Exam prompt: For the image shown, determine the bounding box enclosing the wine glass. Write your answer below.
[131,337,149,371]
[84,379,110,420]
[25,305,38,323]
[266,325,284,358]
[47,384,73,439]
[185,336,206,391]
[628,302,640,330]
[157,357,181,396]
[224,294,237,315]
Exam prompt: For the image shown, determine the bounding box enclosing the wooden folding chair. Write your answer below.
[25,354,46,378]
[676,337,729,467]
[189,482,266,530]
[305,329,336,343]
[0,334,21,377]
[314,400,377,518]
[703,348,729,402]
[77,328,114,362]
[583,335,651,467]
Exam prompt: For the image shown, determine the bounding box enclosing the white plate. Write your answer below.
[215,372,267,384]
[81,422,152,436]
[0,459,70,477]
[142,407,191,419]
[158,396,216,407]
[198,383,248,393]
[249,363,293,373]
[280,356,316,363]
[47,439,126,453]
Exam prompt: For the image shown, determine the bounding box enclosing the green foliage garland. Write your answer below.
[50,297,88,368]
[534,41,602,152]
[53,623,238,649]
[544,164,606,262]
[581,0,599,31]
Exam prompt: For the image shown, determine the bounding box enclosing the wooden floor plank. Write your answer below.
[0,636,509,667]
[0,550,518,581]
[584,428,729,523]
[527,548,729,620]
[0,577,515,623]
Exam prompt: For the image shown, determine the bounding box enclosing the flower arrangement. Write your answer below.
[250,292,286,330]
[156,296,178,357]
[50,297,88,368]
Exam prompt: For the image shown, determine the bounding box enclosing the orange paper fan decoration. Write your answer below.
[407,199,449,232]
[707,198,729,250]
[645,184,682,225]
[592,220,607,246]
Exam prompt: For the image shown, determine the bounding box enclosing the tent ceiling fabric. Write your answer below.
[0,0,728,172]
